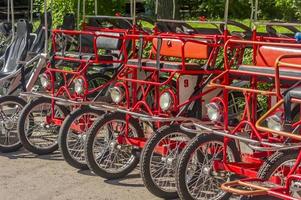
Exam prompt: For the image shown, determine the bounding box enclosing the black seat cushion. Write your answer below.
[286,87,301,99]
[0,19,30,76]
[127,59,203,70]
[238,65,301,78]
[61,14,76,30]
[29,12,52,54]
[55,52,114,61]
[0,22,12,36]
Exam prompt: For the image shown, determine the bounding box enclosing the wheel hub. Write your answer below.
[203,166,212,175]
[78,134,87,141]
[110,141,117,149]
[3,119,15,130]
[161,157,176,167]
[291,181,301,198]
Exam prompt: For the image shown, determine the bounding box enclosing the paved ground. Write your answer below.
[0,149,160,200]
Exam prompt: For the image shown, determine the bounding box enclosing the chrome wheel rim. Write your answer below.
[0,101,23,147]
[150,132,190,192]
[66,112,99,164]
[92,119,138,173]
[184,141,235,200]
[25,103,65,149]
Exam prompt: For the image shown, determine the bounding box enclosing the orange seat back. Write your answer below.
[152,38,209,59]
[256,46,301,67]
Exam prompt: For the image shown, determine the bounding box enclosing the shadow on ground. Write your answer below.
[0,149,63,161]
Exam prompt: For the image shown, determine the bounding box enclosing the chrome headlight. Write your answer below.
[206,103,222,122]
[266,114,283,131]
[159,92,173,111]
[110,87,124,104]
[74,78,85,95]
[40,73,51,89]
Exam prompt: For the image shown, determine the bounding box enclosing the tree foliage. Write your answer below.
[34,0,301,27]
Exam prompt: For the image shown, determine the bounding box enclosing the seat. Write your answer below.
[56,52,114,61]
[0,21,12,37]
[286,87,301,99]
[127,59,203,70]
[61,13,76,30]
[29,12,52,55]
[0,19,30,78]
[238,65,301,78]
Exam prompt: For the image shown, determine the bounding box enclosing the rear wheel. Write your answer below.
[141,125,194,199]
[59,106,104,170]
[176,134,240,200]
[18,97,69,155]
[0,96,27,153]
[85,112,144,179]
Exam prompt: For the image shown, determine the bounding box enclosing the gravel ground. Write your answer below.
[0,150,160,200]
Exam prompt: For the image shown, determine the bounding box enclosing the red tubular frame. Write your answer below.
[36,26,135,127]
[105,28,242,152]
[206,37,301,197]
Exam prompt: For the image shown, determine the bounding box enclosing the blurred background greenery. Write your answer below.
[28,0,301,27]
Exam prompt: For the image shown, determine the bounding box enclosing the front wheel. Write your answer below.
[0,96,27,153]
[85,112,144,179]
[176,134,240,200]
[18,97,69,155]
[140,125,194,199]
[59,106,104,170]
[246,151,300,200]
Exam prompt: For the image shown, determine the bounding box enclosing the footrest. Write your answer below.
[221,179,270,196]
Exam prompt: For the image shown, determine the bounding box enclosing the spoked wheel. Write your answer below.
[176,134,240,200]
[59,106,104,170]
[85,112,144,179]
[18,97,69,155]
[0,96,27,153]
[141,125,194,199]
[243,151,301,200]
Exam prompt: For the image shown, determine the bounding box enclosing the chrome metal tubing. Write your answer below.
[180,122,284,149]
[248,143,301,152]
[89,103,197,122]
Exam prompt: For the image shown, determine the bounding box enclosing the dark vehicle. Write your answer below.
[0,0,30,21]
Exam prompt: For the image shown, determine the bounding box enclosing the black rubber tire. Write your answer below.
[242,151,300,200]
[176,134,241,200]
[18,97,69,155]
[85,112,144,179]
[140,125,195,199]
[59,106,104,170]
[0,96,27,153]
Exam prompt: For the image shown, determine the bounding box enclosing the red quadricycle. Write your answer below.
[17,16,134,158]
[175,22,301,200]
[83,16,253,198]
[221,45,301,199]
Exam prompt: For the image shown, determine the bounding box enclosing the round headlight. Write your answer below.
[40,74,51,90]
[110,87,124,104]
[159,92,173,111]
[206,103,222,122]
[266,114,283,131]
[74,78,85,95]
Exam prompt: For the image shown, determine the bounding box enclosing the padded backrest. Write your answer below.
[30,12,52,53]
[2,19,30,73]
[152,38,209,59]
[96,32,122,50]
[62,13,75,30]
[0,22,12,36]
[256,46,301,67]
[78,32,123,56]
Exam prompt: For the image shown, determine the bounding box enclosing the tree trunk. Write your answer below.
[157,0,179,19]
